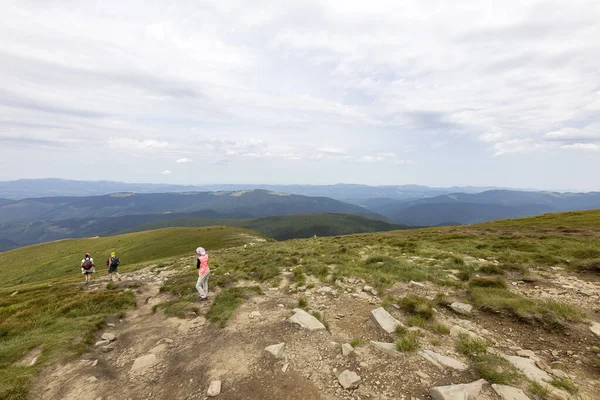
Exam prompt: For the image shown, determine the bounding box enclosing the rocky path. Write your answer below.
[30,266,600,400]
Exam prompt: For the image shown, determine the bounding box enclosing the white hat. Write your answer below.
[196,247,206,255]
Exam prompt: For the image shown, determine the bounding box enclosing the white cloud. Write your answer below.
[493,139,551,156]
[109,138,168,150]
[176,157,193,163]
[318,147,348,154]
[544,124,600,143]
[160,170,173,175]
[561,143,600,151]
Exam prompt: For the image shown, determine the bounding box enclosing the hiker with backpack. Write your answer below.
[81,253,95,283]
[106,251,121,282]
[195,247,210,301]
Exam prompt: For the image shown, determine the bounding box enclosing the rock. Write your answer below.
[148,344,167,354]
[288,309,326,331]
[341,343,354,356]
[419,350,468,371]
[157,338,174,345]
[10,291,18,297]
[449,325,483,341]
[338,370,361,390]
[371,307,404,334]
[265,343,285,359]
[249,311,262,319]
[101,333,116,342]
[278,304,285,308]
[130,354,158,374]
[370,341,398,355]
[363,285,378,296]
[492,384,530,400]
[92,359,98,367]
[449,302,473,316]
[317,286,333,294]
[409,281,426,288]
[416,370,430,380]
[86,376,98,383]
[590,321,600,337]
[282,363,289,373]
[107,323,116,327]
[207,380,222,397]
[430,379,486,400]
[504,356,551,383]
[95,340,110,346]
[516,349,539,361]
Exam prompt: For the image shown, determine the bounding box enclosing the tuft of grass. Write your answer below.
[430,322,450,335]
[152,301,199,319]
[206,286,262,328]
[349,339,366,348]
[395,325,407,336]
[456,334,488,356]
[550,378,578,394]
[469,276,507,289]
[398,295,434,320]
[470,287,586,327]
[396,332,419,352]
[457,269,473,281]
[406,316,427,327]
[473,355,523,385]
[297,297,308,310]
[528,381,552,399]
[478,264,504,274]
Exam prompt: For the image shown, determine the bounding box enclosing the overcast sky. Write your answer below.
[0,0,598,190]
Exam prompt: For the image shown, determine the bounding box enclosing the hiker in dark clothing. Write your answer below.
[106,251,121,282]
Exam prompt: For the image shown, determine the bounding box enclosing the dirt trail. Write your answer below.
[30,266,600,400]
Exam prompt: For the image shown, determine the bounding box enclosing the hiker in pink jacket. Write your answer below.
[195,247,210,301]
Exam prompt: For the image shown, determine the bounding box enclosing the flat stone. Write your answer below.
[371,307,404,334]
[92,359,98,367]
[130,354,158,374]
[86,376,98,383]
[148,344,167,354]
[338,370,361,390]
[449,325,484,341]
[282,363,289,373]
[504,356,552,383]
[101,333,116,342]
[341,343,354,356]
[265,343,285,359]
[450,302,473,316]
[430,379,486,400]
[288,309,326,331]
[95,340,110,346]
[416,370,430,379]
[10,291,18,297]
[409,281,426,288]
[590,321,600,337]
[156,338,174,345]
[370,341,398,355]
[317,286,333,294]
[107,323,116,327]
[419,350,468,371]
[207,380,222,397]
[492,384,531,400]
[516,349,540,361]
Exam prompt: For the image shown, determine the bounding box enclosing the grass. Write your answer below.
[550,378,578,394]
[0,226,257,287]
[0,282,136,399]
[528,381,552,399]
[470,287,586,327]
[205,286,262,328]
[456,334,488,356]
[349,339,366,348]
[297,297,308,310]
[429,322,450,335]
[397,295,435,320]
[396,332,420,352]
[468,276,508,289]
[473,355,523,385]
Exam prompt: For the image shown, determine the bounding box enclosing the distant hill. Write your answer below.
[0,226,262,287]
[0,213,406,249]
[0,178,512,201]
[130,213,409,241]
[374,190,600,225]
[0,190,378,224]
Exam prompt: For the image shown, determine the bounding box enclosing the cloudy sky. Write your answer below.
[0,0,599,190]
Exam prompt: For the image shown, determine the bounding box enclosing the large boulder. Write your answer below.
[491,384,531,400]
[265,343,285,359]
[288,309,326,331]
[419,350,468,371]
[338,370,361,390]
[371,307,404,334]
[430,379,486,400]
[450,302,473,316]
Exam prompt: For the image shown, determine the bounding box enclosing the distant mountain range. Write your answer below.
[0,178,516,201]
[1,179,599,251]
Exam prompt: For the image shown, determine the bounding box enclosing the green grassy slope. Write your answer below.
[128,213,408,240]
[0,226,263,288]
